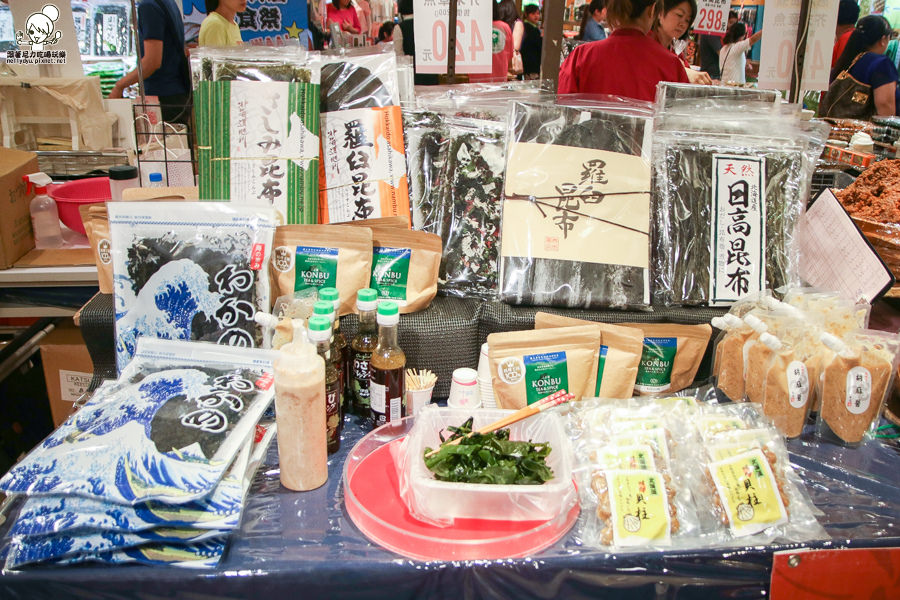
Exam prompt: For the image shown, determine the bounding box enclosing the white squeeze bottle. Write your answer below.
[23,172,63,249]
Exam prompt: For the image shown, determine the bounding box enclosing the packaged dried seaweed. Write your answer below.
[651,108,828,306]
[500,100,655,309]
[402,109,448,234]
[107,202,277,372]
[317,48,410,226]
[654,82,780,109]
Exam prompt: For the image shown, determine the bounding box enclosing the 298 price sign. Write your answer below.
[694,0,729,36]
[414,0,492,74]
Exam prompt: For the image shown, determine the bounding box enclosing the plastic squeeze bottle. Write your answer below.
[350,288,378,419]
[308,315,342,453]
[318,287,349,407]
[273,339,327,491]
[23,172,62,249]
[369,301,406,429]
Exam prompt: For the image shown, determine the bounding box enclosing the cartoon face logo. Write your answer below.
[16,5,63,51]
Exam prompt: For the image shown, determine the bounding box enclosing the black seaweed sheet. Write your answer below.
[320,62,394,112]
[403,110,448,235]
[499,102,651,309]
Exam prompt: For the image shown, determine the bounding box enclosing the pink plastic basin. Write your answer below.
[48,177,110,235]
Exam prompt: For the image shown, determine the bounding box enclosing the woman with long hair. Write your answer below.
[719,20,762,84]
[327,0,361,34]
[650,0,711,84]
[825,15,898,117]
[559,0,688,100]
[577,0,607,42]
[497,0,525,74]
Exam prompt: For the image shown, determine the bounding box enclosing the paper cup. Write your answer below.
[447,367,480,409]
[406,386,435,417]
[477,342,491,381]
[478,376,496,409]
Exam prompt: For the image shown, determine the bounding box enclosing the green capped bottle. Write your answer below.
[307,315,341,453]
[350,288,378,419]
[313,300,344,400]
[369,301,406,429]
[318,287,349,408]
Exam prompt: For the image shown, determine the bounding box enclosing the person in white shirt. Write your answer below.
[719,21,762,84]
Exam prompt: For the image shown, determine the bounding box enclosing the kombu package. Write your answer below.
[317,48,410,225]
[193,46,321,224]
[402,109,448,234]
[654,82,780,109]
[651,104,828,306]
[500,100,655,309]
[107,202,276,372]
[0,339,277,504]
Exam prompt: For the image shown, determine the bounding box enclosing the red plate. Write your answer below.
[343,417,580,561]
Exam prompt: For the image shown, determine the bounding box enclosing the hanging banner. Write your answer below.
[693,0,729,36]
[758,0,838,92]
[413,0,491,74]
[182,0,309,46]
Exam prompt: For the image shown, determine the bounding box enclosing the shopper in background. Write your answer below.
[719,21,762,85]
[198,0,245,46]
[521,4,542,80]
[826,15,899,118]
[110,0,191,125]
[577,0,607,42]
[327,0,361,34]
[650,0,712,84]
[832,0,860,68]
[497,0,525,76]
[697,10,737,80]
[376,21,394,43]
[559,0,688,100]
[469,0,514,83]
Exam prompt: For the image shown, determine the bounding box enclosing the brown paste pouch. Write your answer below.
[759,338,812,439]
[368,227,441,314]
[714,326,754,402]
[487,325,604,410]
[271,225,373,316]
[618,323,712,395]
[533,312,643,399]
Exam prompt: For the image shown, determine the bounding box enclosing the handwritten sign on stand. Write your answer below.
[758,0,838,92]
[413,0,491,74]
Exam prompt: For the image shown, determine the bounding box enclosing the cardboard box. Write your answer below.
[40,321,93,427]
[0,147,38,268]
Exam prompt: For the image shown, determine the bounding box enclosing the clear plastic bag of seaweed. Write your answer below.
[651,107,828,307]
[318,45,401,111]
[107,202,277,372]
[499,99,654,309]
[655,81,781,110]
[402,109,450,234]
[191,45,313,83]
[0,338,278,506]
[433,116,508,299]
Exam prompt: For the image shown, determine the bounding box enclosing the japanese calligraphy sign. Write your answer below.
[708,449,788,537]
[318,106,410,225]
[709,154,766,306]
[182,0,309,46]
[604,470,672,546]
[413,0,492,74]
[844,367,872,415]
[757,0,838,91]
[693,0,729,36]
[502,142,651,302]
[207,80,321,224]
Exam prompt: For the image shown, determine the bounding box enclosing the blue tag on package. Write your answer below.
[0,339,278,570]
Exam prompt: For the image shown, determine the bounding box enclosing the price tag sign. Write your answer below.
[693,0,729,36]
[758,0,802,90]
[413,0,492,74]
[800,0,840,91]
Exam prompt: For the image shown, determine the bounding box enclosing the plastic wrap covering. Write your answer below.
[655,82,781,109]
[652,105,829,306]
[500,100,655,309]
[3,409,900,598]
[402,110,448,234]
[393,406,576,527]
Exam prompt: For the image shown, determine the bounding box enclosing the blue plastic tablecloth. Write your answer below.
[1,413,899,600]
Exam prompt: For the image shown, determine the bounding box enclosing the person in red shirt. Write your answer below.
[559,0,688,101]
[469,1,514,83]
[832,0,860,68]
[326,0,361,34]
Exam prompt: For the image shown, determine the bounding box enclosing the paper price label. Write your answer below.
[694,0,729,35]
[414,0,492,74]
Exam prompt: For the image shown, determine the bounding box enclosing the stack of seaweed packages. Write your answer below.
[651,83,829,307]
[403,82,551,299]
[192,46,322,225]
[0,339,277,569]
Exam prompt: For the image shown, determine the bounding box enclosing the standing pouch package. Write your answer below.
[712,321,755,402]
[369,227,442,313]
[108,202,277,372]
[761,344,813,438]
[619,323,712,395]
[533,312,643,399]
[270,224,373,316]
[85,204,113,294]
[487,325,604,409]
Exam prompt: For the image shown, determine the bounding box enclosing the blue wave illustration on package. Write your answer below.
[108,203,275,373]
[51,538,227,569]
[0,366,274,505]
[11,422,276,538]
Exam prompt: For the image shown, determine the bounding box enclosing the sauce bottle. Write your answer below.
[23,172,62,249]
[273,339,327,491]
[350,288,378,419]
[313,300,343,398]
[308,315,342,453]
[318,287,349,408]
[369,301,406,429]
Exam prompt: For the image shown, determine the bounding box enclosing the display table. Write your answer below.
[0,413,898,599]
